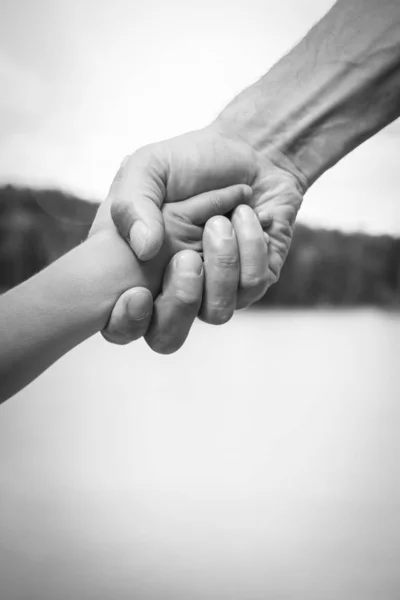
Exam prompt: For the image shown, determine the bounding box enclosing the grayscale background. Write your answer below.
[0,1,399,599]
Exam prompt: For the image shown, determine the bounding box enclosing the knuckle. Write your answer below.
[238,276,270,306]
[133,142,164,169]
[210,192,224,214]
[174,288,201,308]
[120,154,132,170]
[133,144,152,160]
[214,253,239,269]
[241,271,268,291]
[268,259,281,284]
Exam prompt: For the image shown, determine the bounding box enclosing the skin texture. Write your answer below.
[92,154,271,349]
[217,0,400,185]
[1,183,261,402]
[91,177,270,355]
[103,199,271,342]
[109,126,306,312]
[105,0,400,352]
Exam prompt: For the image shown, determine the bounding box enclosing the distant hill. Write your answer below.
[0,185,399,307]
[0,186,97,291]
[261,224,400,308]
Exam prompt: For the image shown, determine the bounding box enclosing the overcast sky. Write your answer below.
[0,0,399,234]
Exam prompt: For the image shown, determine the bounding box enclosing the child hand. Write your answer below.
[140,184,252,295]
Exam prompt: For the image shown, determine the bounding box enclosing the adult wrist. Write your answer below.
[213,0,400,191]
[210,103,310,197]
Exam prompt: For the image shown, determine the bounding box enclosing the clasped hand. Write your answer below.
[90,168,268,354]
[90,123,305,353]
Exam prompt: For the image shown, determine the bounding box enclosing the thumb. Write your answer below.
[110,150,167,261]
[178,184,252,225]
[102,287,153,345]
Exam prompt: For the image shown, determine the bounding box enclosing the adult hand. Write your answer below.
[101,250,204,350]
[89,164,206,349]
[91,163,268,353]
[104,203,269,352]
[109,123,307,306]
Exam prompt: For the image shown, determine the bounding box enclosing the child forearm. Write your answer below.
[0,231,156,403]
[0,182,249,403]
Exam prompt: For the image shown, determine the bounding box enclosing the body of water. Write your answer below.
[0,310,399,599]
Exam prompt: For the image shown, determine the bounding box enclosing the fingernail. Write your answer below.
[209,217,233,238]
[129,221,148,257]
[177,251,203,275]
[235,204,254,220]
[128,292,151,320]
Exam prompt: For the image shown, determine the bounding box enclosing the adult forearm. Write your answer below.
[216,0,400,186]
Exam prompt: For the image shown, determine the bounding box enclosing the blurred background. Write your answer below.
[0,1,399,599]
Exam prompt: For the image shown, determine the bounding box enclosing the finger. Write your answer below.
[232,204,269,309]
[145,251,203,354]
[199,216,239,325]
[110,149,166,261]
[102,287,153,345]
[178,184,252,225]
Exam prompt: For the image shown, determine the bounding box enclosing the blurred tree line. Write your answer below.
[0,186,96,292]
[0,185,399,307]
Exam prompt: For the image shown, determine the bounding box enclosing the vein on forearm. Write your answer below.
[216,0,400,186]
